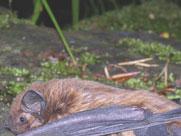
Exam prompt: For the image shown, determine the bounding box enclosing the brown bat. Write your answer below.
[7,78,181,135]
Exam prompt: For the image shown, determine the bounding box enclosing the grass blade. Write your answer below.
[72,0,80,29]
[32,0,42,24]
[41,0,77,65]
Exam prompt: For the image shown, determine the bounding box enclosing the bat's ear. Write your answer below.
[21,90,46,116]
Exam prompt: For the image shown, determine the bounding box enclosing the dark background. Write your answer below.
[0,0,153,27]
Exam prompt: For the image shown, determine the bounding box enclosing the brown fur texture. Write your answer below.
[8,78,181,135]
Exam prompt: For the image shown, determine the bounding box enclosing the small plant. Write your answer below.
[125,78,151,90]
[80,52,99,65]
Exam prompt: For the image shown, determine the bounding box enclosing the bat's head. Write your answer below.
[7,82,47,135]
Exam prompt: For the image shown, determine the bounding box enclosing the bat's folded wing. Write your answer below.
[18,105,181,136]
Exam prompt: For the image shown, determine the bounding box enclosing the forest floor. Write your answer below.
[0,0,181,135]
[0,23,181,136]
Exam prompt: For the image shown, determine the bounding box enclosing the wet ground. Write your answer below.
[0,24,180,73]
[0,23,180,135]
[68,31,181,75]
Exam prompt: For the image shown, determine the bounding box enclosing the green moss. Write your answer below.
[36,61,81,81]
[124,78,150,90]
[0,66,30,77]
[119,38,181,64]
[0,59,180,101]
[0,66,30,96]
[0,12,32,29]
[124,78,181,100]
[0,60,82,98]
[76,0,181,39]
[167,89,181,100]
[80,52,100,65]
[7,81,26,95]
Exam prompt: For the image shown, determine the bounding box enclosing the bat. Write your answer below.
[6,78,181,135]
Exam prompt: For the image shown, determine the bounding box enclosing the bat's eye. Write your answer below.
[19,116,27,124]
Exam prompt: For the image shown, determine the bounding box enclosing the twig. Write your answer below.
[157,59,170,86]
[109,72,140,80]
[104,66,110,79]
[164,59,169,86]
[117,58,153,66]
[135,62,158,67]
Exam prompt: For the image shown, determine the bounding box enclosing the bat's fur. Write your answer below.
[8,78,181,135]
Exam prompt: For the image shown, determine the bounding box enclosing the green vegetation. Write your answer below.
[41,0,76,64]
[124,73,181,100]
[6,81,26,95]
[0,11,31,28]
[0,0,180,103]
[125,78,151,90]
[0,67,30,77]
[0,60,82,98]
[72,0,80,29]
[0,54,180,101]
[32,0,80,27]
[2,59,180,101]
[119,38,181,64]
[167,89,181,100]
[37,61,81,80]
[0,52,98,96]
[80,52,100,65]
[0,66,30,96]
[31,0,42,24]
[76,0,181,39]
[0,51,99,99]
